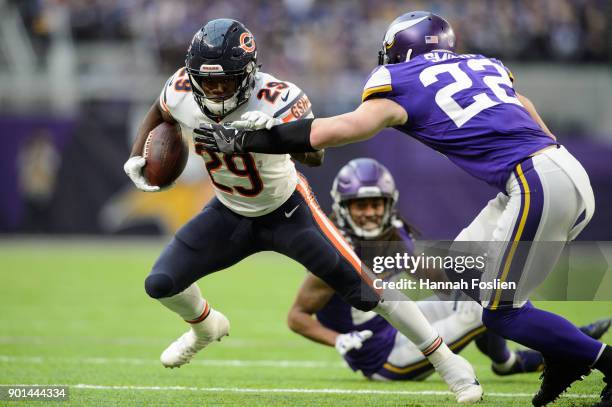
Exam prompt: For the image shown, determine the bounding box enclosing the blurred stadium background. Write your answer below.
[1,0,611,239]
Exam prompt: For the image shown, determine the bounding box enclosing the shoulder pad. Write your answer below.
[159,67,191,114]
[362,66,392,102]
[490,58,514,82]
[254,73,313,123]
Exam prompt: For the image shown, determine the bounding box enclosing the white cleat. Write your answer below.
[436,354,483,403]
[160,309,230,368]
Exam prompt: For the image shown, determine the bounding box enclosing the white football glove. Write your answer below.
[231,111,282,131]
[123,156,160,192]
[334,330,373,356]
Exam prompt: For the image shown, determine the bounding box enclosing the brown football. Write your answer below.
[142,122,188,188]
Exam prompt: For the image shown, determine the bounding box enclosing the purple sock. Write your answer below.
[482,302,604,364]
[483,332,511,364]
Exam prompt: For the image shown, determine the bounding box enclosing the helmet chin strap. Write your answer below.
[203,94,238,116]
[199,63,257,118]
[345,214,384,239]
[405,49,413,62]
[334,198,395,240]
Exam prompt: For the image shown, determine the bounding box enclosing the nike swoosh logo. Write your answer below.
[285,205,299,218]
[281,90,290,102]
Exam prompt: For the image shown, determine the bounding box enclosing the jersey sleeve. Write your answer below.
[271,82,314,123]
[158,67,191,116]
[491,58,515,83]
[361,66,393,102]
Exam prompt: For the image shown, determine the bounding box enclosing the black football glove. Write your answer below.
[193,122,246,154]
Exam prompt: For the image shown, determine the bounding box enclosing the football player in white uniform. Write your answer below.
[123,19,481,403]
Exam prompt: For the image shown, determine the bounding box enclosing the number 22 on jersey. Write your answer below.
[419,58,522,127]
[194,144,264,197]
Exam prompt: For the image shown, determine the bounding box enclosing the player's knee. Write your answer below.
[481,306,522,332]
[144,273,175,299]
[351,299,380,312]
[345,289,379,312]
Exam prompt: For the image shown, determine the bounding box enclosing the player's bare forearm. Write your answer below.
[290,150,325,167]
[130,101,176,157]
[224,98,407,154]
[287,274,337,346]
[287,308,338,346]
[310,98,408,149]
[516,93,557,141]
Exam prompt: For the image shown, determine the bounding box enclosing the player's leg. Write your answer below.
[371,300,486,381]
[266,175,481,402]
[144,197,259,367]
[470,155,609,405]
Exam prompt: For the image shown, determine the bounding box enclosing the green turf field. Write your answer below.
[1,239,610,406]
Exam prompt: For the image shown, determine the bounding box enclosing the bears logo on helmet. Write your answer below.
[239,32,256,53]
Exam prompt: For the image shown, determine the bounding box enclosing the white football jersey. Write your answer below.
[158,68,313,217]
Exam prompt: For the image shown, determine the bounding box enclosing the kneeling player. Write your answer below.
[288,159,611,380]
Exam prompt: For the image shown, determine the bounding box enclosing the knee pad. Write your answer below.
[144,273,175,299]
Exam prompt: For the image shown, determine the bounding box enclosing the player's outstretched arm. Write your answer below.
[310,98,407,149]
[194,98,407,154]
[287,274,339,346]
[287,274,374,355]
[516,92,557,141]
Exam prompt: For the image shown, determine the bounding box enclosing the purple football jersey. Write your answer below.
[316,294,396,376]
[362,51,556,190]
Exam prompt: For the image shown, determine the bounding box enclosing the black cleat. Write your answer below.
[592,376,612,407]
[532,358,591,406]
[580,319,612,340]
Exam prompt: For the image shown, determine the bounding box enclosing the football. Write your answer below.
[142,122,188,188]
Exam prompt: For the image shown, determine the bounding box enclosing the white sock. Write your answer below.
[158,283,207,321]
[426,341,454,368]
[492,351,517,372]
[374,300,439,349]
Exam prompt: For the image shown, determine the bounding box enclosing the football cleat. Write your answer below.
[160,309,230,368]
[492,350,544,376]
[532,358,590,406]
[580,318,612,340]
[436,354,483,403]
[593,376,612,407]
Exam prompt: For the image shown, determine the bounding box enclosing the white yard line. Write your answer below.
[3,384,599,399]
[0,355,346,368]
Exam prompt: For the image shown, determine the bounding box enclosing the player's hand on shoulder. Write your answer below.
[334,330,373,356]
[232,111,281,130]
[123,156,160,192]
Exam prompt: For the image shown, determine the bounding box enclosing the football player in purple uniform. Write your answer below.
[197,11,611,406]
[288,158,610,382]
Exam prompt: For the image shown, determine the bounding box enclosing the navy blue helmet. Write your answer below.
[378,11,456,65]
[185,19,258,119]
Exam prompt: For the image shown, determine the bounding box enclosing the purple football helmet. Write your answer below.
[378,11,455,65]
[331,158,399,239]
